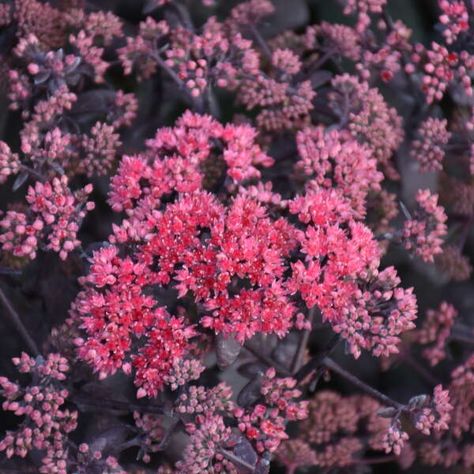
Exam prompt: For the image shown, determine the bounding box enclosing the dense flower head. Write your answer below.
[333,266,417,358]
[407,42,473,103]
[314,22,361,61]
[411,117,451,172]
[411,385,453,435]
[330,74,404,178]
[109,111,272,214]
[0,353,77,471]
[298,390,392,466]
[402,189,448,262]
[0,176,94,260]
[295,126,383,217]
[175,414,235,473]
[438,0,469,44]
[416,302,457,366]
[72,245,196,398]
[0,141,21,184]
[235,368,308,453]
[289,190,381,316]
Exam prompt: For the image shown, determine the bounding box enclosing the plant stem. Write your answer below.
[322,357,404,410]
[72,394,166,415]
[400,351,440,386]
[0,285,40,356]
[291,308,316,373]
[294,334,340,383]
[249,25,272,61]
[244,343,291,376]
[220,449,255,473]
[355,455,396,465]
[151,52,205,112]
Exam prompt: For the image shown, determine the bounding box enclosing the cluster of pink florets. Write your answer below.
[438,0,470,44]
[0,176,94,260]
[234,368,308,453]
[416,302,457,366]
[411,117,451,172]
[402,189,448,262]
[0,353,77,473]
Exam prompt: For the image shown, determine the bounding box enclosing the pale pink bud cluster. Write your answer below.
[416,302,457,366]
[343,0,387,32]
[228,0,275,27]
[402,189,448,262]
[439,0,469,45]
[382,419,409,455]
[175,414,234,473]
[235,368,308,453]
[164,358,206,391]
[272,48,302,75]
[332,266,417,358]
[0,176,94,260]
[330,74,404,178]
[408,42,473,103]
[70,30,108,83]
[0,141,21,183]
[0,353,77,470]
[315,22,361,61]
[133,412,164,462]
[176,383,234,415]
[80,122,121,177]
[411,385,452,435]
[411,117,451,172]
[298,391,392,467]
[239,74,315,132]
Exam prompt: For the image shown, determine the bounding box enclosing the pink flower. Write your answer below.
[402,189,447,262]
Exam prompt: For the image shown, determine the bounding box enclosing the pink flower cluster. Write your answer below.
[109,111,273,215]
[332,266,417,358]
[295,126,382,217]
[412,385,452,435]
[72,245,196,398]
[329,74,404,178]
[0,176,94,260]
[296,390,392,467]
[411,117,451,172]
[402,189,448,262]
[416,302,457,366]
[0,353,77,473]
[235,368,308,453]
[407,42,473,103]
[438,0,469,44]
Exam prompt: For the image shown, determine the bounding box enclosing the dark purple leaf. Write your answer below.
[216,334,242,369]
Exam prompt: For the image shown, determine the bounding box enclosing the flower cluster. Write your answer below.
[329,74,404,178]
[295,126,382,217]
[402,189,448,262]
[0,176,94,260]
[438,0,469,44]
[411,117,451,172]
[290,391,393,468]
[0,353,77,473]
[416,302,457,366]
[235,368,308,453]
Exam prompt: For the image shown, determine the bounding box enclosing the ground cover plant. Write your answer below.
[0,0,474,472]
